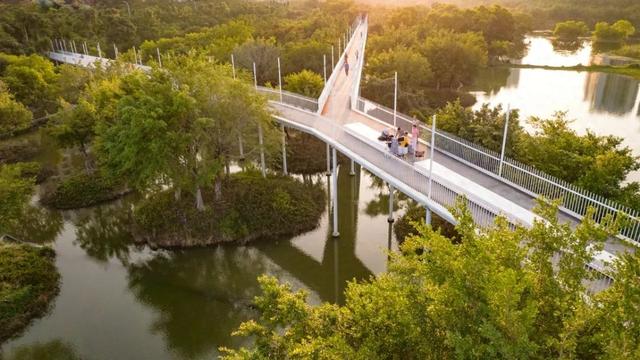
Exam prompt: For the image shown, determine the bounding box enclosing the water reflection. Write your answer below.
[1,340,81,360]
[584,71,639,114]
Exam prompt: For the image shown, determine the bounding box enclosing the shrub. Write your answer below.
[0,244,59,342]
[40,173,126,209]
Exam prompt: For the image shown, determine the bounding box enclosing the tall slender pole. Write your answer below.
[326,143,331,175]
[332,146,339,237]
[258,124,266,178]
[350,159,355,176]
[281,125,287,175]
[83,42,88,55]
[388,185,394,223]
[252,62,257,89]
[123,1,131,17]
[97,43,102,58]
[238,134,244,159]
[331,46,335,70]
[231,54,236,79]
[156,48,162,67]
[498,104,511,177]
[323,54,327,83]
[393,71,398,128]
[277,57,283,102]
[338,38,341,57]
[62,39,67,52]
[49,39,54,52]
[133,47,138,64]
[426,115,436,225]
[113,44,118,59]
[71,40,77,53]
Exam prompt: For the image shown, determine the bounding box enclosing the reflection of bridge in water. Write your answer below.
[49,16,638,286]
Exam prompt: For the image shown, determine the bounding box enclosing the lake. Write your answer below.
[0,132,406,360]
[471,35,640,180]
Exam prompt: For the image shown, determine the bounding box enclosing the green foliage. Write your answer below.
[0,81,32,135]
[283,70,324,98]
[594,20,636,44]
[0,163,34,235]
[612,44,640,60]
[40,173,124,210]
[282,40,330,76]
[0,243,59,342]
[94,54,276,210]
[553,20,589,41]
[366,47,432,91]
[133,172,326,247]
[48,98,97,173]
[222,200,631,359]
[421,31,488,89]
[233,38,280,85]
[393,203,458,243]
[435,102,640,210]
[0,53,58,116]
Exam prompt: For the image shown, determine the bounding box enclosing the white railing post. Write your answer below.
[393,71,398,128]
[498,104,510,177]
[427,115,436,225]
[332,146,340,237]
[252,62,257,89]
[231,54,236,79]
[277,57,283,102]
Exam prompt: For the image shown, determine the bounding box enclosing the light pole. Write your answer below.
[498,104,511,177]
[393,72,398,127]
[123,1,131,17]
[426,115,436,225]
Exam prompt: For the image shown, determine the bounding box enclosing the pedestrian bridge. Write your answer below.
[48,17,637,282]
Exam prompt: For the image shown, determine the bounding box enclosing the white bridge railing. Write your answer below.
[257,86,319,113]
[355,97,640,246]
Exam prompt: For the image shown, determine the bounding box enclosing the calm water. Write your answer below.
[471,36,640,180]
[0,132,405,359]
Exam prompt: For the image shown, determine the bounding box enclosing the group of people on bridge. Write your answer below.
[379,122,423,159]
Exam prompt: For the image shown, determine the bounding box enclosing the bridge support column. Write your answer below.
[332,146,340,238]
[238,134,244,160]
[388,185,394,223]
[425,206,432,225]
[258,124,266,178]
[326,143,331,176]
[349,159,355,176]
[281,125,288,175]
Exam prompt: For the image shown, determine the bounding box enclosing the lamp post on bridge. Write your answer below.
[426,115,436,225]
[331,46,334,70]
[113,44,119,59]
[498,104,511,177]
[323,54,327,84]
[156,48,162,67]
[393,71,398,128]
[97,43,102,58]
[277,57,283,102]
[123,1,131,18]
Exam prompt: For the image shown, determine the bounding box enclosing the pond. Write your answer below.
[0,132,406,360]
[470,35,640,180]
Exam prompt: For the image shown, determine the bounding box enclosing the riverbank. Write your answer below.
[133,172,326,248]
[494,63,640,79]
[0,243,60,343]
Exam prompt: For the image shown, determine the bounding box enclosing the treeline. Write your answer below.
[361,4,528,113]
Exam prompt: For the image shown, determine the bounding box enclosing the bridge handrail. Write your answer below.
[350,16,368,110]
[317,17,364,113]
[355,96,640,245]
[256,86,319,113]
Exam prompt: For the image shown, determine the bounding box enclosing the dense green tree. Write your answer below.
[421,31,487,89]
[0,53,58,116]
[282,40,330,76]
[95,55,276,210]
[0,163,34,236]
[553,20,589,41]
[233,38,280,85]
[0,81,32,135]
[366,47,433,91]
[49,99,97,173]
[283,70,324,98]
[594,20,636,44]
[221,200,630,359]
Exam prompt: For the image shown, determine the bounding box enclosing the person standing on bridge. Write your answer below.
[411,118,419,156]
[344,56,350,76]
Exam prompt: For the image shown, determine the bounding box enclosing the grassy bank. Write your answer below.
[133,172,326,248]
[497,63,640,79]
[0,243,60,342]
[40,173,128,210]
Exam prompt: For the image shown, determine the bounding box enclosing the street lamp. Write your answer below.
[123,1,131,17]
